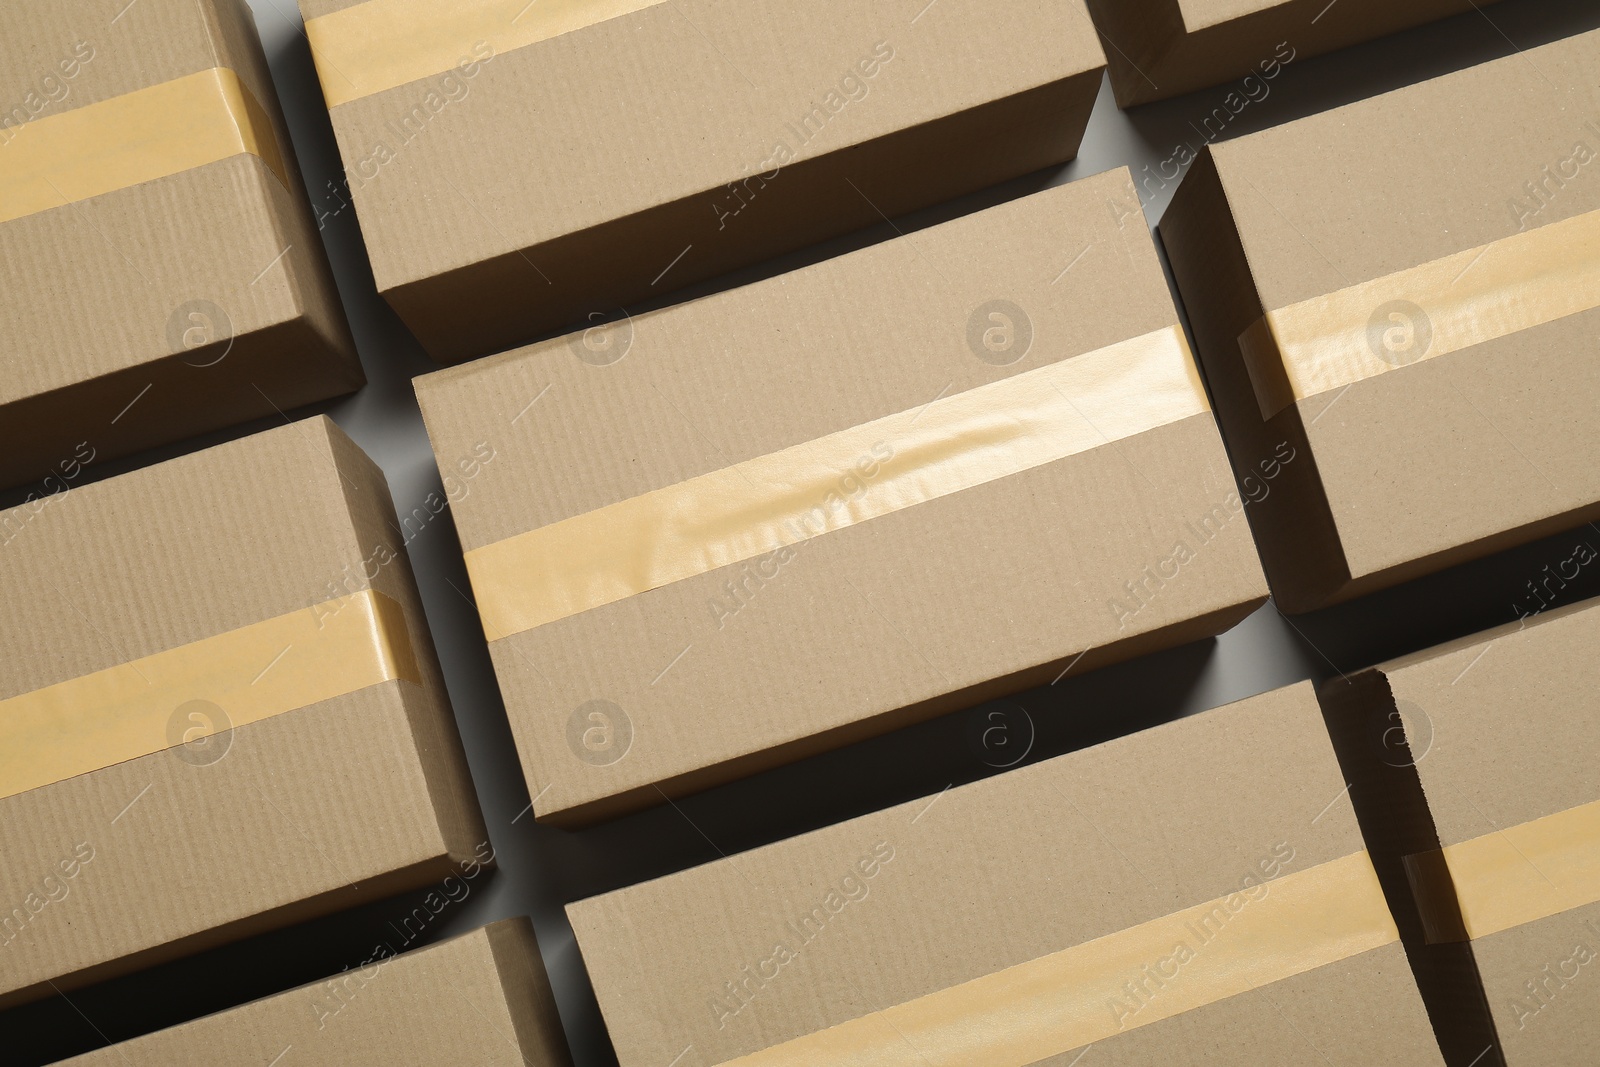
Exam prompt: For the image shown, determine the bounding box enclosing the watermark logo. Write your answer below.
[568,309,634,366]
[965,700,1034,768]
[967,300,1032,366]
[1374,698,1432,768]
[166,300,234,368]
[1366,300,1432,367]
[567,699,632,766]
[166,699,233,767]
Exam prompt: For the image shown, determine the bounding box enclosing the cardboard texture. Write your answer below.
[0,0,362,491]
[568,683,1445,1067]
[1160,29,1600,613]
[297,0,1107,363]
[1085,0,1487,107]
[61,919,573,1065]
[1321,596,1600,1067]
[416,168,1268,826]
[0,416,486,1009]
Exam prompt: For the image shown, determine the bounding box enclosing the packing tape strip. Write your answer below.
[708,850,1397,1067]
[305,0,668,107]
[0,67,288,227]
[465,325,1209,640]
[1404,797,1600,945]
[0,589,421,801]
[1237,207,1600,420]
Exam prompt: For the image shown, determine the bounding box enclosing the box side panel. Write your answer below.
[1116,0,1484,106]
[1319,670,1504,1066]
[1159,149,1349,611]
[55,927,538,1065]
[322,420,489,863]
[387,71,1102,360]
[484,918,576,1067]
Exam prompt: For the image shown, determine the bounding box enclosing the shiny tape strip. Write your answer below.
[1237,208,1600,420]
[0,590,421,801]
[0,67,288,227]
[1404,797,1600,945]
[466,325,1208,640]
[710,851,1397,1067]
[305,0,668,107]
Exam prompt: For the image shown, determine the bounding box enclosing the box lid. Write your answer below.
[417,167,1266,822]
[298,0,1105,294]
[568,683,1441,1067]
[0,417,485,1004]
[1193,28,1600,590]
[0,0,351,407]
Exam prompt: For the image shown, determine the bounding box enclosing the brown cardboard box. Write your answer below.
[297,0,1107,363]
[1085,0,1486,107]
[1321,596,1600,1066]
[0,0,362,491]
[416,167,1268,826]
[568,682,1446,1067]
[0,416,486,1009]
[60,919,572,1065]
[1160,29,1600,613]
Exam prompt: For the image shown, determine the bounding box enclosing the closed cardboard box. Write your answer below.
[297,0,1107,363]
[1085,0,1488,107]
[569,682,1445,1067]
[1322,596,1600,1066]
[1161,29,1600,613]
[0,0,361,490]
[61,919,572,1065]
[0,417,485,1009]
[417,167,1268,826]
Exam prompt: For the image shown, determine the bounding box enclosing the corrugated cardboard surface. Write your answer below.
[0,0,360,489]
[1161,28,1600,612]
[60,919,571,1065]
[417,168,1267,825]
[568,682,1442,1067]
[0,417,485,1009]
[1322,598,1600,1065]
[1086,0,1484,106]
[300,0,1105,361]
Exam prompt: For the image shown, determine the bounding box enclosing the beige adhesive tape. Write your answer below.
[711,851,1397,1067]
[1405,797,1600,945]
[0,590,420,801]
[0,67,288,226]
[305,0,669,107]
[465,325,1209,640]
[1237,208,1600,420]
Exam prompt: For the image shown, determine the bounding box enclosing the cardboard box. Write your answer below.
[297,0,1107,363]
[416,167,1268,826]
[0,0,362,491]
[568,682,1445,1067]
[0,416,485,1009]
[1084,0,1486,107]
[1321,596,1600,1066]
[1160,29,1600,613]
[61,919,572,1065]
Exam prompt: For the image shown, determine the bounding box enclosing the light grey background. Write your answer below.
[10,1,1600,1063]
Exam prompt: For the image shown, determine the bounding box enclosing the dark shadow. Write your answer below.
[1288,520,1600,679]
[2,869,505,1067]
[1125,0,1600,160]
